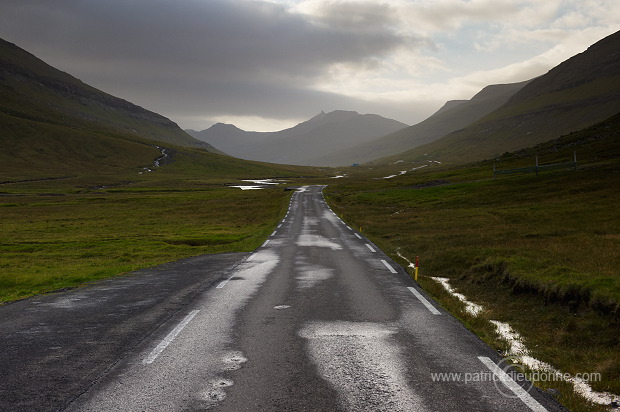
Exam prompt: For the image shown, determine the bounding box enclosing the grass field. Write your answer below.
[0,186,294,303]
[0,132,329,303]
[2,77,618,411]
[325,116,620,411]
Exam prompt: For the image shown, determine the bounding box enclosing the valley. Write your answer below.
[1,25,619,412]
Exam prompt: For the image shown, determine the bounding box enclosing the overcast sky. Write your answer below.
[1,0,619,131]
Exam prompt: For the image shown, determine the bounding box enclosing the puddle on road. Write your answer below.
[299,321,422,411]
[296,234,342,250]
[294,256,335,290]
[321,210,340,225]
[296,207,342,250]
[303,216,320,227]
[295,268,334,289]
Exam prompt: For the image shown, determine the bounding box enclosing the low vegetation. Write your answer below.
[0,135,328,303]
[0,186,291,303]
[325,114,620,411]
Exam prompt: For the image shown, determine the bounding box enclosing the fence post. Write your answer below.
[535,155,539,176]
[574,151,577,170]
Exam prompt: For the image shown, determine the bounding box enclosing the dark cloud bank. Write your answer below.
[0,0,428,129]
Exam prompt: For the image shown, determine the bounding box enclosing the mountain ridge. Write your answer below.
[375,29,620,165]
[316,80,530,166]
[187,110,409,166]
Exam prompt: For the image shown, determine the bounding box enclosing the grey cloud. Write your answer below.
[304,1,399,30]
[0,0,421,128]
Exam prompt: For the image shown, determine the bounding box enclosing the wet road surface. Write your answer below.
[1,186,565,411]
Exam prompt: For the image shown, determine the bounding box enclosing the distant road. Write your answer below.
[1,186,564,411]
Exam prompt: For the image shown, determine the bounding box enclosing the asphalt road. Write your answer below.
[1,185,566,411]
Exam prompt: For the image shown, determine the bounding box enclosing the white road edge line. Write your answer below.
[143,310,200,365]
[478,356,548,412]
[407,287,441,315]
[365,244,376,252]
[262,239,270,247]
[354,233,362,239]
[381,259,397,274]
[271,230,277,236]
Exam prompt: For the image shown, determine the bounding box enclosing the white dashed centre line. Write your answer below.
[478,356,548,412]
[143,310,200,364]
[381,260,397,274]
[216,277,232,289]
[407,287,441,315]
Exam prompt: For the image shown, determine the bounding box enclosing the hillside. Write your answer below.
[188,110,408,166]
[0,39,329,311]
[376,29,620,165]
[318,81,530,166]
[325,113,620,409]
[0,38,226,180]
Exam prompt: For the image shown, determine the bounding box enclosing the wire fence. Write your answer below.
[493,152,577,179]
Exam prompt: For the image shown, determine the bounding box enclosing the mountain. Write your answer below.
[186,123,267,157]
[0,38,217,151]
[376,29,620,165]
[0,38,223,179]
[187,110,408,166]
[317,81,530,166]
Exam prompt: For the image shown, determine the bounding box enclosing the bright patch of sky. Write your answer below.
[286,0,619,109]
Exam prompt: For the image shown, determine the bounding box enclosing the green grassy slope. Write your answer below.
[375,30,620,166]
[0,37,322,183]
[0,38,218,152]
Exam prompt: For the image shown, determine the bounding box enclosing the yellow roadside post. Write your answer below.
[415,256,419,281]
